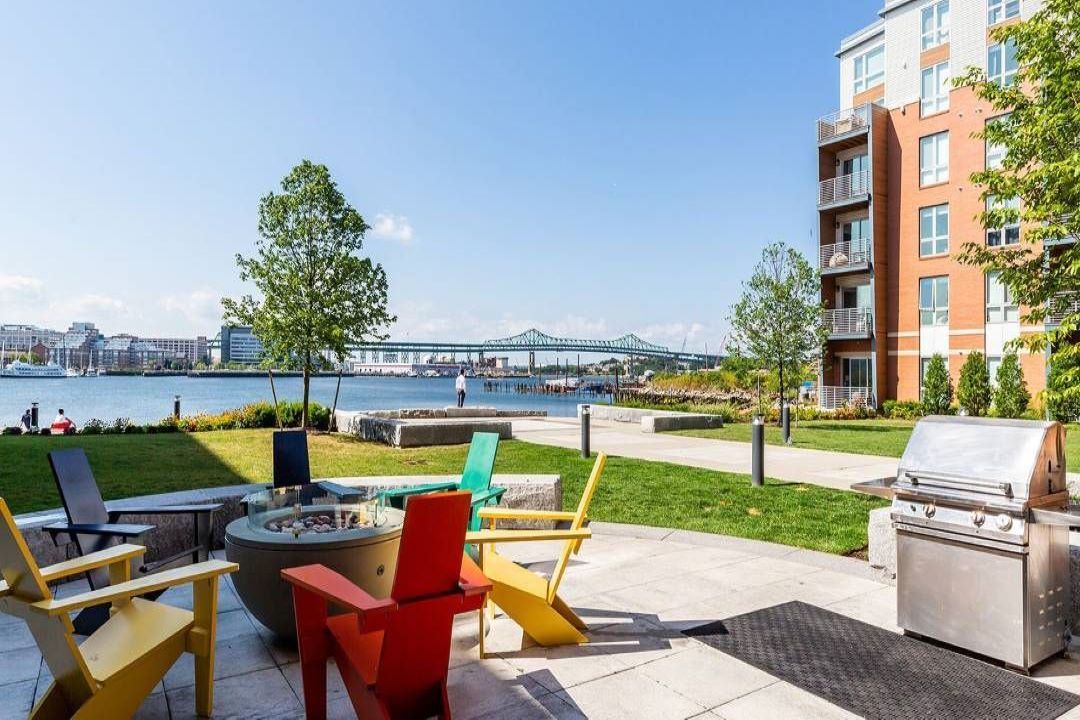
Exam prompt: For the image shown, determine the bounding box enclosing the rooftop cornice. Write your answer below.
[836,19,885,57]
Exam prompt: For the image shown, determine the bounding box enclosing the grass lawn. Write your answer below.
[0,429,885,555]
[676,419,1080,468]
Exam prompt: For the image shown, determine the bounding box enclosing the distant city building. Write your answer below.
[139,336,209,365]
[217,326,265,365]
[0,324,62,356]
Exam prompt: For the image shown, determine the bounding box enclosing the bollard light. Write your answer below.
[751,415,764,487]
[31,402,39,432]
[174,395,181,420]
[781,401,791,445]
[580,404,591,459]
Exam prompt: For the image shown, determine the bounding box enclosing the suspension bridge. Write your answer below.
[348,328,720,370]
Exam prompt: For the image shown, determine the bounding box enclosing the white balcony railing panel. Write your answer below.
[823,307,873,336]
[817,105,872,144]
[818,170,870,207]
[818,386,874,410]
[820,240,871,271]
[1047,294,1080,326]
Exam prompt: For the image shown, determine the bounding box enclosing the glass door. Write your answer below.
[842,357,871,388]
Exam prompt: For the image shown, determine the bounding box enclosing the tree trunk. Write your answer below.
[777,359,784,427]
[302,351,311,430]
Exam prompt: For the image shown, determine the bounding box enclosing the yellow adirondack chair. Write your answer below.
[466,453,605,656]
[0,497,238,719]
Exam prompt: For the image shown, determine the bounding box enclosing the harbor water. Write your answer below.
[0,375,612,426]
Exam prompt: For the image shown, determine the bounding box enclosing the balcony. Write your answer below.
[819,240,871,275]
[1047,294,1080,326]
[823,307,873,339]
[818,386,874,410]
[817,104,872,148]
[818,170,870,210]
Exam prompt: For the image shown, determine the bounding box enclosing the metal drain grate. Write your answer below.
[686,601,1078,720]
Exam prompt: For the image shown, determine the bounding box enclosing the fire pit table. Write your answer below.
[225,481,405,637]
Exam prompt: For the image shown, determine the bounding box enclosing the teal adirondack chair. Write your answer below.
[380,432,504,532]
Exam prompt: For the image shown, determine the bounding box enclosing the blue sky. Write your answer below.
[0,0,881,354]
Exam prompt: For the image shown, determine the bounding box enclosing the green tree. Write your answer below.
[223,160,395,427]
[727,242,827,415]
[1046,353,1080,422]
[921,354,952,415]
[957,351,992,417]
[993,353,1030,418]
[954,0,1080,413]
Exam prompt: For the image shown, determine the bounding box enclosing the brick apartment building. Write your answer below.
[815,0,1072,409]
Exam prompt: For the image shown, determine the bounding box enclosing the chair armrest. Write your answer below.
[470,486,506,507]
[31,559,238,616]
[459,554,492,597]
[380,481,459,499]
[281,564,397,632]
[43,521,156,540]
[477,508,578,522]
[465,528,592,545]
[39,543,147,584]
[316,481,366,502]
[108,503,222,519]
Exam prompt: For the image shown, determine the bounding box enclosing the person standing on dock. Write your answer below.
[455,368,467,408]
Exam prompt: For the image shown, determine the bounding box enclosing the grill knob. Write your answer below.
[924,504,936,518]
[971,510,986,527]
[996,514,1013,531]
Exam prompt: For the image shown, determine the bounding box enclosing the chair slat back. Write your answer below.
[48,449,109,526]
[547,453,606,603]
[273,429,311,489]
[390,491,471,602]
[0,498,96,707]
[458,432,499,495]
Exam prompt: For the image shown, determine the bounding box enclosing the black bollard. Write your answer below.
[174,395,181,420]
[30,402,39,431]
[751,415,764,487]
[580,404,591,459]
[781,401,791,445]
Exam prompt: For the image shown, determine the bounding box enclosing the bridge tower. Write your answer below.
[528,351,535,376]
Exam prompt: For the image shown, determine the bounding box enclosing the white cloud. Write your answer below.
[0,274,45,302]
[370,213,414,246]
[160,289,224,334]
[0,273,142,333]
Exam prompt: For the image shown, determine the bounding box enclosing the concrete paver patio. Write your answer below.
[6,522,1080,719]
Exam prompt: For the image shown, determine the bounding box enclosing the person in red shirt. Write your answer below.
[51,408,76,434]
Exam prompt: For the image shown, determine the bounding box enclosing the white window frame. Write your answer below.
[919,204,949,257]
[919,132,949,186]
[987,0,1020,26]
[986,271,1018,323]
[986,195,1020,247]
[988,40,1018,87]
[987,355,1002,385]
[921,61,951,116]
[985,115,1009,169]
[920,276,949,327]
[853,46,885,95]
[921,0,950,50]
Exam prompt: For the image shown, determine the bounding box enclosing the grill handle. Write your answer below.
[905,472,1013,498]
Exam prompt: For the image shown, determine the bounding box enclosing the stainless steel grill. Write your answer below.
[891,416,1073,671]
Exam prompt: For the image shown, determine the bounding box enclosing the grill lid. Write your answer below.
[896,416,1066,502]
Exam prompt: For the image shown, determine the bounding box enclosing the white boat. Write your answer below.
[0,360,66,378]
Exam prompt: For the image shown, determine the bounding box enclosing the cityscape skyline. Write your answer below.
[0,0,881,353]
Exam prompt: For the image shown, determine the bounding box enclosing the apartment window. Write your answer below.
[987,355,1002,384]
[919,132,949,186]
[853,46,885,95]
[985,115,1010,169]
[921,62,951,115]
[986,271,1019,323]
[987,0,1020,26]
[988,40,1018,87]
[922,0,950,50]
[920,276,949,326]
[986,195,1020,246]
[841,358,872,388]
[919,204,949,256]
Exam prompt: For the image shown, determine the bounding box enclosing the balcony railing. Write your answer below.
[820,240,871,272]
[818,170,870,208]
[1047,294,1080,326]
[818,386,874,410]
[823,307,873,338]
[817,105,872,145]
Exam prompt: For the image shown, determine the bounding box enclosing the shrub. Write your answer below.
[921,354,953,415]
[882,399,923,420]
[39,428,51,436]
[993,353,1030,418]
[123,424,145,434]
[957,351,992,417]
[110,417,134,434]
[80,418,106,435]
[1,426,21,436]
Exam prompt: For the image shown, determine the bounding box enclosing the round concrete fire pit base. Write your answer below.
[225,506,404,638]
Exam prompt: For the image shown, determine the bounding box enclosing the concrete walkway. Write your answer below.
[511,417,899,491]
[6,524,1079,719]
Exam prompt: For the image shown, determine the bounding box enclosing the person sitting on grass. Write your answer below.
[51,408,76,435]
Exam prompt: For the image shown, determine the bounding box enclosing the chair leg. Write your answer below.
[292,586,330,720]
[193,577,219,718]
[194,511,212,563]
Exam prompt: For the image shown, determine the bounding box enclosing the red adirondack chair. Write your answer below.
[282,490,491,720]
